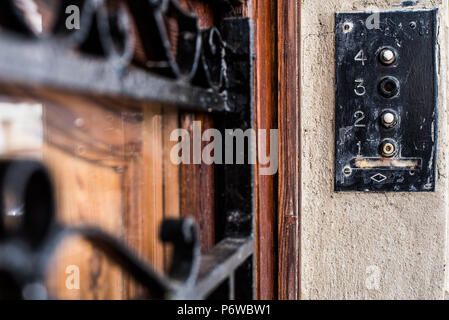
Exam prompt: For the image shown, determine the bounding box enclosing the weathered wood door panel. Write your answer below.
[0,93,179,299]
[43,98,176,299]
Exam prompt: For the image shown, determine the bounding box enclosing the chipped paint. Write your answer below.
[398,1,419,8]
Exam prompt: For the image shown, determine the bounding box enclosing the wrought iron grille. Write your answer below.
[0,0,254,300]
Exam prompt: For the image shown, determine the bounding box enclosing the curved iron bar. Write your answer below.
[0,0,230,92]
[0,1,132,61]
[124,0,203,80]
[0,0,39,36]
[0,160,201,300]
[193,27,227,90]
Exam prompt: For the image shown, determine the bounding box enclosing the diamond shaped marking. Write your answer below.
[370,173,387,183]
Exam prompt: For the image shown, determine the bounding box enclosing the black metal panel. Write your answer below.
[335,9,438,192]
[215,18,254,239]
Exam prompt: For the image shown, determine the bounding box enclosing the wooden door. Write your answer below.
[0,93,178,299]
[0,0,257,300]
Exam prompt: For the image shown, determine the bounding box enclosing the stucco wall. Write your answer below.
[301,0,448,299]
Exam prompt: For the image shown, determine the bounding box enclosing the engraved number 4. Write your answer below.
[354,49,367,66]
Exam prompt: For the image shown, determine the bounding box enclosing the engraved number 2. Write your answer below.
[354,111,366,127]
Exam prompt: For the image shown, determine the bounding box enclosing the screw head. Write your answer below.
[343,166,352,176]
[380,49,395,65]
[343,22,353,33]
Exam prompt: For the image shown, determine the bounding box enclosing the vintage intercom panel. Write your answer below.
[335,9,438,192]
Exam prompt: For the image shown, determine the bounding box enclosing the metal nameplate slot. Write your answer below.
[335,9,438,192]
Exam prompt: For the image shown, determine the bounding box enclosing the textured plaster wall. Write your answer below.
[301,0,448,299]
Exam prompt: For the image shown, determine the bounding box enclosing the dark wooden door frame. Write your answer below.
[253,0,277,300]
[277,0,301,300]
[253,0,301,300]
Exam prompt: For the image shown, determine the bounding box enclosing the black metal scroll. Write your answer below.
[0,160,202,299]
[0,0,229,92]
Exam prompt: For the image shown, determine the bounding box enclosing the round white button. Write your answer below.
[383,112,395,125]
[380,49,395,64]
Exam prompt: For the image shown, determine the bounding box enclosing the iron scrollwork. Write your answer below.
[0,1,255,299]
[0,0,229,92]
[0,160,202,299]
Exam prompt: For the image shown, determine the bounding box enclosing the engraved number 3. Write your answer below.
[354,79,366,96]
